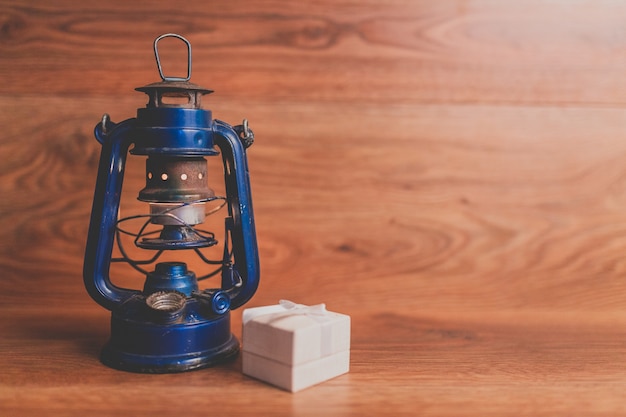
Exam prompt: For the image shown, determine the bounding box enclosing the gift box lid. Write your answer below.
[242,300,351,366]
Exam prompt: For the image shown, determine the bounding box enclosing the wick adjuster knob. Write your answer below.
[193,290,231,315]
[210,291,231,315]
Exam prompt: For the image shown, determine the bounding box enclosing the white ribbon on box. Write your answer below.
[243,300,334,358]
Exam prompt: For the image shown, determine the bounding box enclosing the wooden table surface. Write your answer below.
[3,0,626,415]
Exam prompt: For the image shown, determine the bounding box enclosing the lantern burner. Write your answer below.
[114,197,225,252]
[138,225,217,250]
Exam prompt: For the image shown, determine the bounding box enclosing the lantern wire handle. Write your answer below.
[154,33,192,82]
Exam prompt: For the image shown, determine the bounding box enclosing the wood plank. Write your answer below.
[2,1,626,104]
[2,308,626,416]
[3,96,626,314]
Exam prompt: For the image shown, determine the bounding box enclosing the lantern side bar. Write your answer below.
[214,120,259,310]
[83,118,140,311]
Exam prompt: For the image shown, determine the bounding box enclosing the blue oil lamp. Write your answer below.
[83,34,259,373]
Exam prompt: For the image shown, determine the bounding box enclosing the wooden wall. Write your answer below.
[3,0,626,414]
[4,0,626,314]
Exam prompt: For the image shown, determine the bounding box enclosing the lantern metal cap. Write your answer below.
[135,81,213,95]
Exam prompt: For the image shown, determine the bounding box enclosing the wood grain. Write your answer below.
[2,308,626,416]
[3,0,626,104]
[2,0,626,415]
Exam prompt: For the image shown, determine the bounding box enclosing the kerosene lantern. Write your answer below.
[83,34,259,373]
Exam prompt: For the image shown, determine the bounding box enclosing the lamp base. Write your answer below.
[100,295,239,373]
[101,336,239,373]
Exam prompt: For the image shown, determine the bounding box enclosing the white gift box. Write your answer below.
[242,300,351,392]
